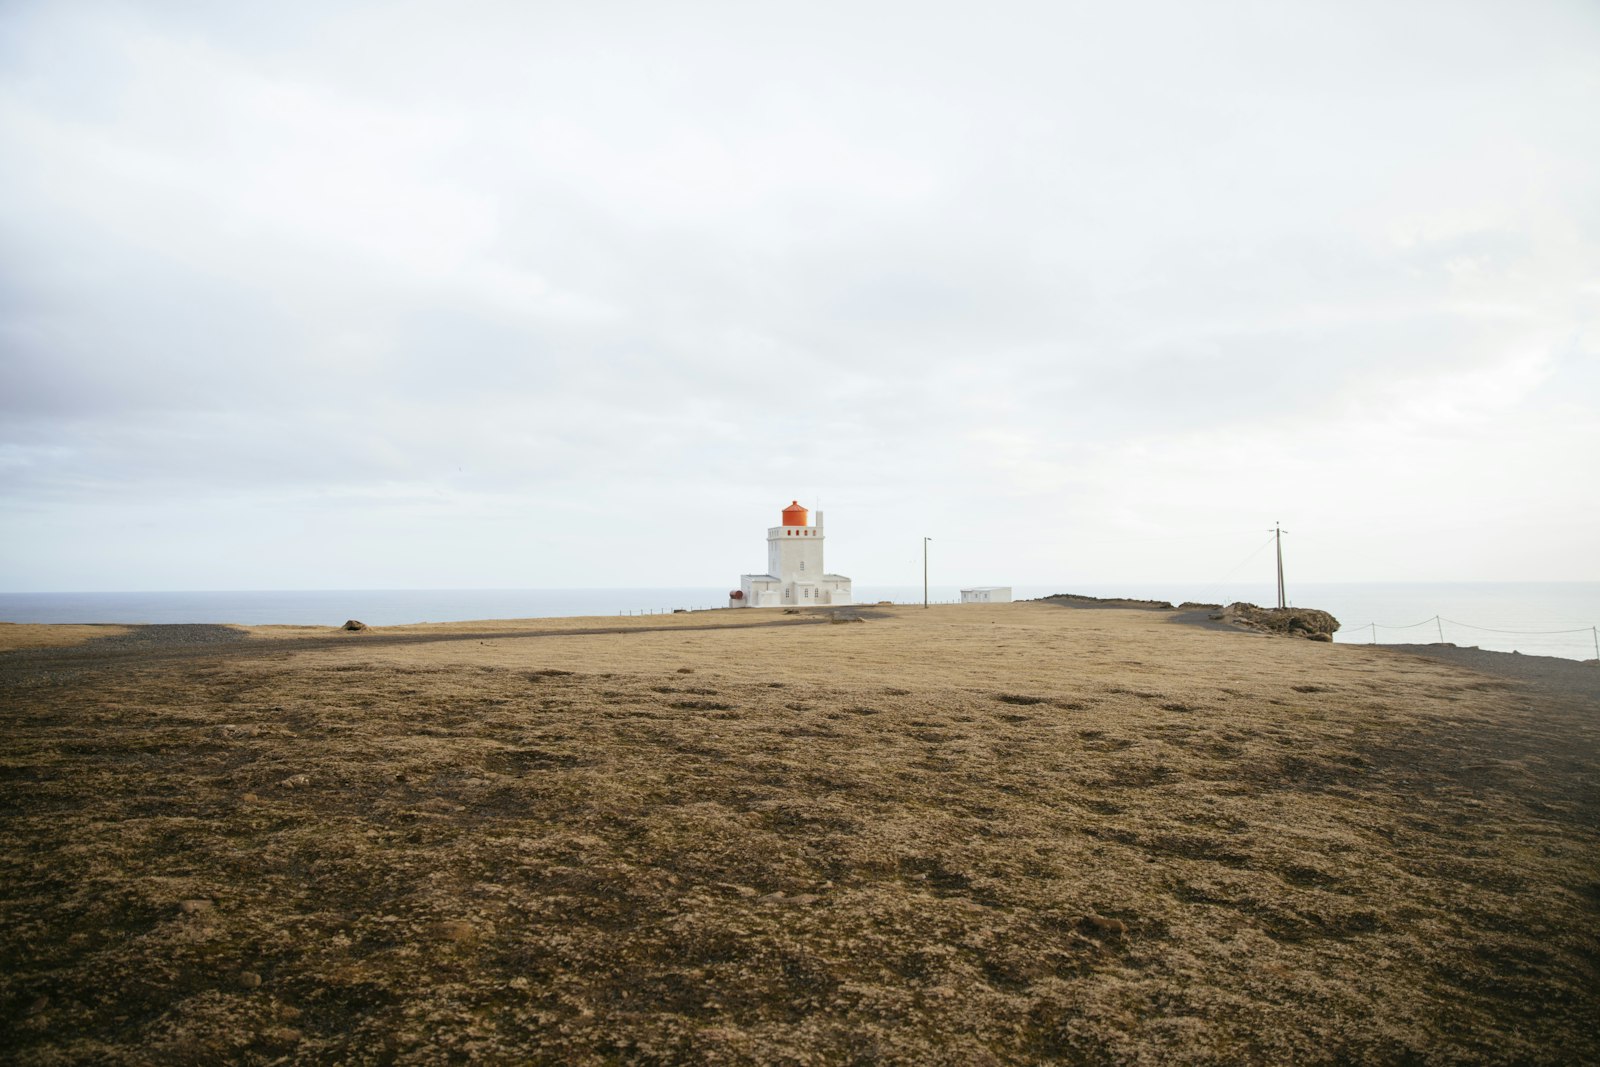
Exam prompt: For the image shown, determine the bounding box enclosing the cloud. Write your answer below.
[2,0,1597,589]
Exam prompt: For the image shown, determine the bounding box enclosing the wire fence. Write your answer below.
[1343,615,1600,659]
[617,606,718,616]
[618,599,974,615]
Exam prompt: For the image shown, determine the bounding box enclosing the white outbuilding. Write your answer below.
[960,586,1012,603]
[730,501,852,608]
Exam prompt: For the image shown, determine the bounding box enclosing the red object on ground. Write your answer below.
[782,501,808,527]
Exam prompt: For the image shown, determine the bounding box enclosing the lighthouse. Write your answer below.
[730,501,853,608]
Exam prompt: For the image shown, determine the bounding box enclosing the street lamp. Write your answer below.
[923,536,932,608]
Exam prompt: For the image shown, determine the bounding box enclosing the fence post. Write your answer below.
[1435,616,1444,643]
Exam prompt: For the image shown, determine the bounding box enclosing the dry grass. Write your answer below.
[0,623,131,652]
[2,603,1597,1064]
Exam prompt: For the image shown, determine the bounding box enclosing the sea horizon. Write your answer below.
[3,581,1597,662]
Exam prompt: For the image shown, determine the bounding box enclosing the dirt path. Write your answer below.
[0,614,852,681]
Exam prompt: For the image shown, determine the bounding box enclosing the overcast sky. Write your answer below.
[2,0,1596,593]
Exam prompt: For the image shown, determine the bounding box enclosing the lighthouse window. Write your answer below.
[800,560,805,570]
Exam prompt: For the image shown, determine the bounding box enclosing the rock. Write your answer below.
[756,891,821,906]
[676,667,694,674]
[1076,913,1127,936]
[178,899,214,916]
[1223,603,1340,639]
[278,773,311,789]
[1307,632,1332,642]
[341,620,368,631]
[238,971,262,989]
[1037,593,1175,609]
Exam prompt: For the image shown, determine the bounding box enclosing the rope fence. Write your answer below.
[1345,615,1600,659]
[617,606,718,615]
[619,599,973,615]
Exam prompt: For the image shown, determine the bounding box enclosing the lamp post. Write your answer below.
[923,537,932,608]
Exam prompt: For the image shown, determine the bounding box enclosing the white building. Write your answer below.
[961,586,1012,603]
[730,501,852,608]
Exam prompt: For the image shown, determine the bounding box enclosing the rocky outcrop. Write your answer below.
[1034,594,1176,610]
[1220,603,1339,640]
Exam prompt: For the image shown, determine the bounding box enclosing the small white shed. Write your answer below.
[960,586,1012,604]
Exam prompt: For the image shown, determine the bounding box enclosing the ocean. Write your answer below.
[2,582,1597,662]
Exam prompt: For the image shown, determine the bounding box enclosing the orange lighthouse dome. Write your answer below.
[781,500,809,527]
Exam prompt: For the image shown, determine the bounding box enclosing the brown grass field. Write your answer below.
[2,602,1597,1064]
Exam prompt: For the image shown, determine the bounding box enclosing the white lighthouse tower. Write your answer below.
[730,501,852,608]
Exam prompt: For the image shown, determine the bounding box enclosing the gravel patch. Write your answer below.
[1381,644,1599,704]
[0,625,253,688]
[82,624,253,649]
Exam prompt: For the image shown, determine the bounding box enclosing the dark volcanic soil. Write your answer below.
[1383,644,1600,703]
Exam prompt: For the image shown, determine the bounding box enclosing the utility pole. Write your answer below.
[1272,522,1287,609]
[923,537,932,608]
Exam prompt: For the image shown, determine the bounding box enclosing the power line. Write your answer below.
[1181,534,1278,606]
